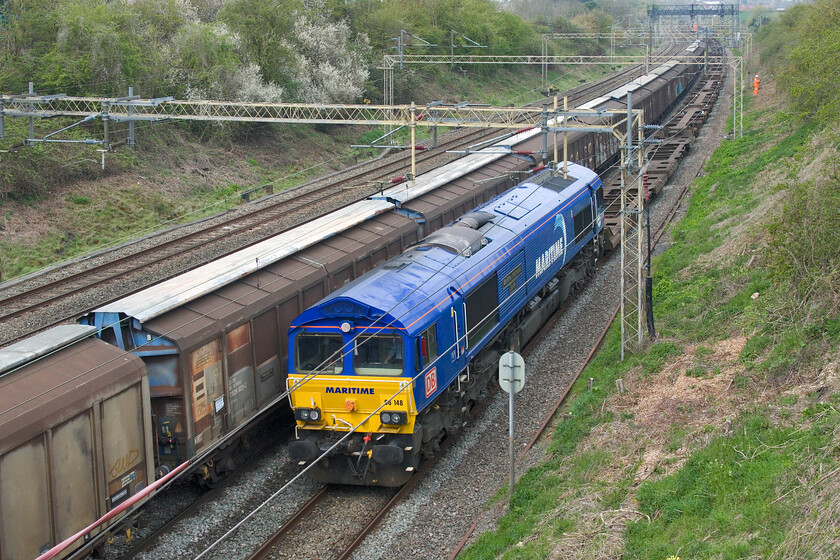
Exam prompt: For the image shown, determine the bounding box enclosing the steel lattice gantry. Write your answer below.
[0,94,647,135]
[647,4,740,50]
[1,97,559,128]
[381,53,721,106]
[647,3,739,20]
[0,54,731,144]
[0,90,647,205]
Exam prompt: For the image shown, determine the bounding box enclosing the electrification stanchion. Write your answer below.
[620,92,646,359]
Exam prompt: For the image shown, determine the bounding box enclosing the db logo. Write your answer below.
[424,367,437,398]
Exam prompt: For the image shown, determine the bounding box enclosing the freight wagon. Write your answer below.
[0,326,153,560]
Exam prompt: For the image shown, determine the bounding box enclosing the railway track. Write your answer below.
[247,486,396,560]
[0,50,672,346]
[246,402,471,560]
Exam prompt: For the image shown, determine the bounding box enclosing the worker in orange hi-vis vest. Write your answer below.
[753,74,760,95]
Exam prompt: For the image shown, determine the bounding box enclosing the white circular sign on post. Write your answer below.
[498,351,525,394]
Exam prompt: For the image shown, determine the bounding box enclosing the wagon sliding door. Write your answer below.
[0,436,52,560]
[189,339,225,453]
[227,323,256,428]
[52,412,98,544]
[254,308,282,407]
[101,386,148,511]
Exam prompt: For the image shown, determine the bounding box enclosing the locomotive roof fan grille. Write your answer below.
[412,211,494,257]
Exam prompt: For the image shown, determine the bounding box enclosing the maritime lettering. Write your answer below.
[535,237,566,277]
[325,387,375,395]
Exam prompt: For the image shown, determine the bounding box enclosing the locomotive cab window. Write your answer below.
[295,333,344,373]
[595,185,604,210]
[354,334,404,376]
[415,324,438,371]
[572,198,594,244]
[466,274,499,345]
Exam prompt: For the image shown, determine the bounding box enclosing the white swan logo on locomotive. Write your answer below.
[535,216,567,278]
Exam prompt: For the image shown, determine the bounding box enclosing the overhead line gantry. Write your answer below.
[0,90,637,179]
[379,53,740,138]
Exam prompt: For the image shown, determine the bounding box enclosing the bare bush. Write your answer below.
[233,63,284,102]
[285,0,370,103]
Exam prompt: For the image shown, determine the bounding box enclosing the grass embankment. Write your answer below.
[461,86,840,559]
[0,122,361,279]
[0,62,613,281]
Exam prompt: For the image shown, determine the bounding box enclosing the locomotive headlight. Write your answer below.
[380,411,407,425]
[295,407,322,422]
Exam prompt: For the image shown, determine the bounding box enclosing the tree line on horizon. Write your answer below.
[0,0,634,104]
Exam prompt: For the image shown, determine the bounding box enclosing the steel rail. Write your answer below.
[247,486,331,560]
[333,428,463,560]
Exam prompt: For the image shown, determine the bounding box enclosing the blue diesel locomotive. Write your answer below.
[287,163,604,486]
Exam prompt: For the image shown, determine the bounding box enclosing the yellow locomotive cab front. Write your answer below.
[286,373,422,486]
[287,374,416,435]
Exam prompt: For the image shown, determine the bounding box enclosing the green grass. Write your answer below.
[652,115,818,345]
[1,185,189,277]
[461,449,617,560]
[625,412,838,559]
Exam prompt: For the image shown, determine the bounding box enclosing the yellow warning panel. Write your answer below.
[288,375,415,433]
